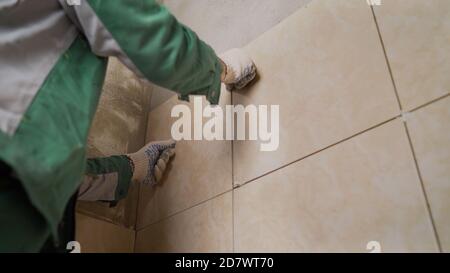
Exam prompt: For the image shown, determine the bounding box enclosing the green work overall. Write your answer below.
[0,0,222,252]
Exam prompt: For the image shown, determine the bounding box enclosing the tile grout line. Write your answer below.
[231,90,236,253]
[133,182,141,252]
[370,6,403,111]
[232,185,236,253]
[409,92,450,114]
[403,123,443,252]
[76,210,130,229]
[133,86,153,252]
[136,189,233,232]
[236,116,399,189]
[370,6,443,252]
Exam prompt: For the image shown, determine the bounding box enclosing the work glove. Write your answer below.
[127,140,176,185]
[219,48,257,91]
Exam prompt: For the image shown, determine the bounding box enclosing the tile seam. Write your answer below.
[231,89,236,253]
[370,6,403,111]
[403,122,443,252]
[409,93,450,114]
[136,189,233,232]
[234,116,399,189]
[370,5,443,252]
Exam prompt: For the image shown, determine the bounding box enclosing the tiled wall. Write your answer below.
[149,0,312,109]
[135,0,450,253]
[75,0,311,253]
[76,213,135,253]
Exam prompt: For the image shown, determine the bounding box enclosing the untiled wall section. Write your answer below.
[135,0,450,253]
[76,57,153,251]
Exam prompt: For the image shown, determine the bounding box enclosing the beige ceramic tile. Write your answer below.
[75,180,139,229]
[233,0,399,184]
[75,213,135,253]
[234,119,438,252]
[135,192,232,253]
[151,0,312,109]
[137,90,232,228]
[373,0,450,111]
[164,0,312,53]
[407,96,450,252]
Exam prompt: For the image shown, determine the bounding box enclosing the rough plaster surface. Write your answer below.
[150,0,312,109]
[77,58,152,228]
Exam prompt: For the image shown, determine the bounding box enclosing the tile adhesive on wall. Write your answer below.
[76,58,152,229]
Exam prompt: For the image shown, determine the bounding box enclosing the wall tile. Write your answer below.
[138,90,232,228]
[151,0,312,109]
[75,213,135,253]
[136,192,232,253]
[234,119,437,252]
[373,0,450,110]
[233,0,399,184]
[407,96,450,252]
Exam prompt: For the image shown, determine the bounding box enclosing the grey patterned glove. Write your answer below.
[127,140,176,185]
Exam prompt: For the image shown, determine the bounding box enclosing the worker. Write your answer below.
[0,0,257,252]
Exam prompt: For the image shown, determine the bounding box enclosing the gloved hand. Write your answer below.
[219,48,257,91]
[127,140,176,185]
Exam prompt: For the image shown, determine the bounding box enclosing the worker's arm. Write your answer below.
[65,0,223,104]
[79,140,175,202]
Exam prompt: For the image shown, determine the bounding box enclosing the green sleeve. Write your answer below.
[85,155,133,202]
[86,0,223,104]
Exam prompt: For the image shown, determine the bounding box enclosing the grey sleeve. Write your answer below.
[58,0,145,78]
[77,173,119,202]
